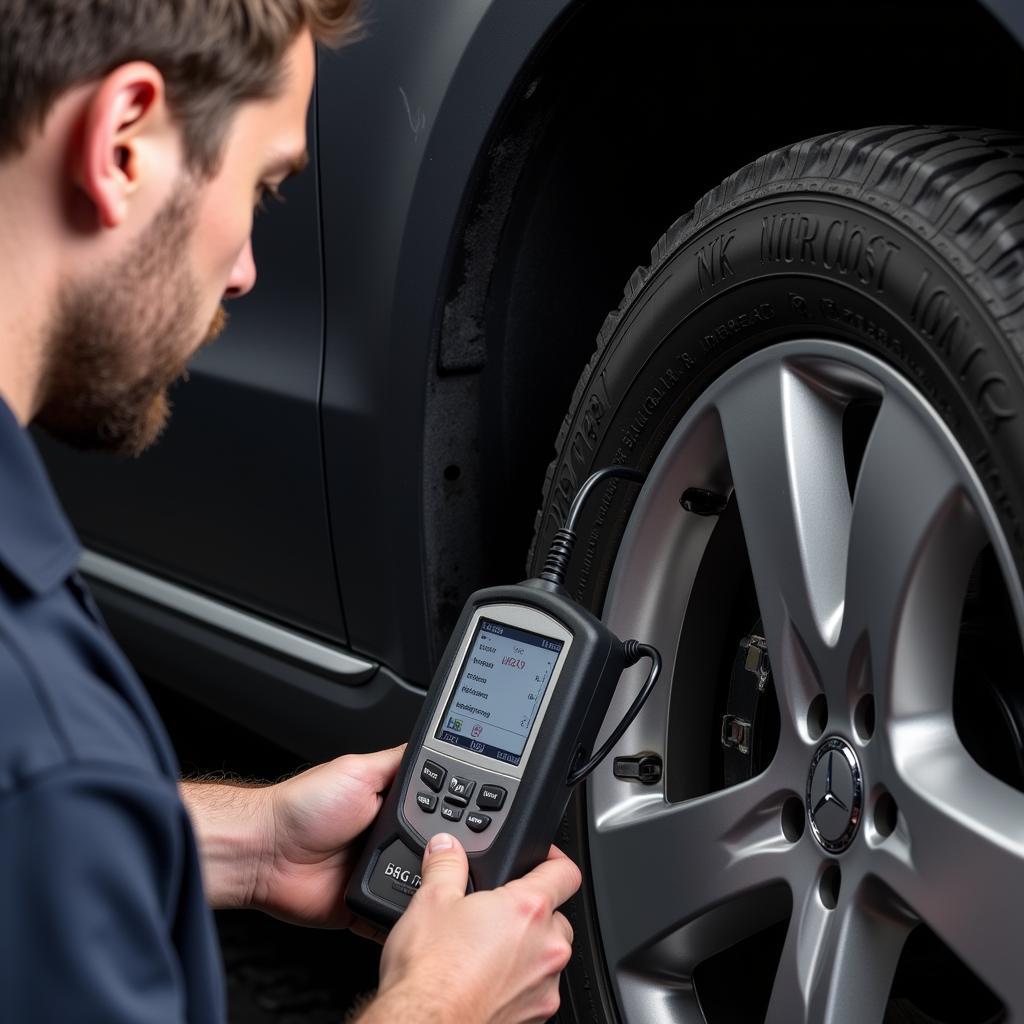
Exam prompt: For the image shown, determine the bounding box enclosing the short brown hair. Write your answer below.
[0,0,360,174]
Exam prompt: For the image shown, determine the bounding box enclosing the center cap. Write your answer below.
[806,737,863,853]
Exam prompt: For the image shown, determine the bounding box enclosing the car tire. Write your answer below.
[529,125,1024,1024]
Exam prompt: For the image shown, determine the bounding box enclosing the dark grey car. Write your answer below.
[42,1,1024,1021]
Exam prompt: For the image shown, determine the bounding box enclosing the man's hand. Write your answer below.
[358,834,581,1024]
[255,745,405,929]
[181,745,404,930]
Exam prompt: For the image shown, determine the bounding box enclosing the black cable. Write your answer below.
[566,642,661,786]
[540,466,645,586]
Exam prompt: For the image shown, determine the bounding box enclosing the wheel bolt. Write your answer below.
[874,790,898,839]
[819,864,841,909]
[781,797,805,842]
[854,693,875,742]
[807,693,828,740]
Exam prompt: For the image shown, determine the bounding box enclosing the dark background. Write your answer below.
[152,684,382,1024]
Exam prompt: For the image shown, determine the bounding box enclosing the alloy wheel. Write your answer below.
[587,339,1024,1023]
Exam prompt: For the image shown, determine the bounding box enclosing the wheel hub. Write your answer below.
[805,737,862,854]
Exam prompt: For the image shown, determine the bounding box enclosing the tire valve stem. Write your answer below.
[612,752,663,784]
[680,487,729,516]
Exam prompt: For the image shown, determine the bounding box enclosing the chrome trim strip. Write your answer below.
[79,550,377,683]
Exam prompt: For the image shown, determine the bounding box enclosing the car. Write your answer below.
[40,1,1024,1021]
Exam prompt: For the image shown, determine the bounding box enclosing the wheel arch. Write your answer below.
[419,0,1024,664]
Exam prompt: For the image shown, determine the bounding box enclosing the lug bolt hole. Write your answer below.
[854,694,876,742]
[874,791,898,839]
[819,864,841,910]
[781,797,805,843]
[807,694,828,740]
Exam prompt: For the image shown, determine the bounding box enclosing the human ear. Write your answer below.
[76,62,169,230]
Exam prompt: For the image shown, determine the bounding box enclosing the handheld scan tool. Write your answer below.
[346,468,661,928]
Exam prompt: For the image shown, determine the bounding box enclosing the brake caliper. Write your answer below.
[721,631,773,786]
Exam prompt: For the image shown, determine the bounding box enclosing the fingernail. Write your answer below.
[428,832,454,853]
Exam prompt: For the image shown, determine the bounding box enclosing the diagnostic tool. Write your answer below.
[347,467,661,928]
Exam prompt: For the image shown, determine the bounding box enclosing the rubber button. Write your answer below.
[476,785,507,810]
[416,792,438,813]
[466,812,491,833]
[420,760,446,792]
[440,801,464,823]
[447,775,476,801]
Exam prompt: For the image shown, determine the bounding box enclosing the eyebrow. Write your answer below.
[265,150,310,179]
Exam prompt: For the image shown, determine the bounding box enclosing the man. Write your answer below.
[0,2,580,1021]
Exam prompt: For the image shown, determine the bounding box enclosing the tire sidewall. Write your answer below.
[539,191,1024,1022]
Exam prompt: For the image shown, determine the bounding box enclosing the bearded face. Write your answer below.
[36,189,228,457]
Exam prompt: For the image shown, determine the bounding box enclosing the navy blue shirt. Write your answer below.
[0,400,225,1022]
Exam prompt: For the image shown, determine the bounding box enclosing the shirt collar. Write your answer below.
[0,398,82,596]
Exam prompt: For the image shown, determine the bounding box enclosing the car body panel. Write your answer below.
[317,0,571,680]
[980,0,1024,43]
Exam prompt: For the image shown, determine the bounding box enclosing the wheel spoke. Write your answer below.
[590,767,796,969]
[717,361,851,721]
[766,879,910,1024]
[842,395,985,719]
[883,725,1024,1006]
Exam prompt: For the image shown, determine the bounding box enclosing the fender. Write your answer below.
[319,0,576,682]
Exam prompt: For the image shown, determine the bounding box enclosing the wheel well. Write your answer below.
[421,0,1024,659]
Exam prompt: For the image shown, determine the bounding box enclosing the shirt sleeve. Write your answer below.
[0,763,220,1023]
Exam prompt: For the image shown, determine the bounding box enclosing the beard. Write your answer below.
[36,189,228,457]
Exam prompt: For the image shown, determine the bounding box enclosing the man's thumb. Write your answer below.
[417,832,469,902]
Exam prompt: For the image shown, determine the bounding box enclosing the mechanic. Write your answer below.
[0,2,580,1022]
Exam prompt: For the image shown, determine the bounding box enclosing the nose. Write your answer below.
[224,238,257,299]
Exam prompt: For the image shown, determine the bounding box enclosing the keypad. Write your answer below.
[409,757,512,846]
[420,760,446,792]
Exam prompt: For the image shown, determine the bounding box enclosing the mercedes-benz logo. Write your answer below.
[806,737,863,853]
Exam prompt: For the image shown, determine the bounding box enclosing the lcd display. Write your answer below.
[435,618,564,767]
